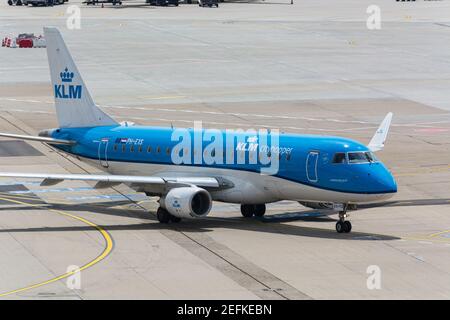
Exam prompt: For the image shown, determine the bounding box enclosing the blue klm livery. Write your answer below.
[50,126,397,196]
[0,27,397,233]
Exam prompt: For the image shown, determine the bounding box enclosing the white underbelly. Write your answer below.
[82,157,393,204]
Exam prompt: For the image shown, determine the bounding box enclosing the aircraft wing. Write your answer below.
[0,172,231,189]
[368,112,393,152]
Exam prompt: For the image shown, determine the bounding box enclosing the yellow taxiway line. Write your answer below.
[402,228,450,244]
[0,197,113,298]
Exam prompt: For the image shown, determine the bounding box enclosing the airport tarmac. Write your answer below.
[0,0,450,299]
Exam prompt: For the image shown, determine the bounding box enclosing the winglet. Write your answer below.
[368,112,393,152]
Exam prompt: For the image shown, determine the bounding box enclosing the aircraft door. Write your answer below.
[306,151,319,182]
[98,138,109,168]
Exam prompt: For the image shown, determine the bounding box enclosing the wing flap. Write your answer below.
[0,172,225,189]
[0,172,165,184]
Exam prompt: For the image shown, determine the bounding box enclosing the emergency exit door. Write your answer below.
[98,138,109,168]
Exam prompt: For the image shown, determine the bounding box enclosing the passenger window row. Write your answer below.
[111,144,293,161]
[113,144,170,155]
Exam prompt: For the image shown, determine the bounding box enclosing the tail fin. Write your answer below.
[44,27,118,128]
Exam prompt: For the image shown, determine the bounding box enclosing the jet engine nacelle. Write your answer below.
[163,187,212,218]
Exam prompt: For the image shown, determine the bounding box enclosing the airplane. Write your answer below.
[0,27,397,233]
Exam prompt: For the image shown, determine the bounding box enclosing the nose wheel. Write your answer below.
[336,209,352,233]
[336,220,352,233]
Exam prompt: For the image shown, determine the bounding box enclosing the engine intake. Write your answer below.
[163,187,212,218]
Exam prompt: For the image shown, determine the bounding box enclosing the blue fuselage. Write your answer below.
[49,125,397,198]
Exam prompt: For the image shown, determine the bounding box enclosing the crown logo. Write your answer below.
[60,67,74,83]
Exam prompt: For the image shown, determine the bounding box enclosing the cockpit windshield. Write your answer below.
[365,151,378,162]
[348,151,378,164]
[332,151,378,164]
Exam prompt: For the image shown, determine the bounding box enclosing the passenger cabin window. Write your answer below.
[130,145,134,152]
[332,153,346,164]
[113,144,118,152]
[147,146,152,153]
[122,144,126,152]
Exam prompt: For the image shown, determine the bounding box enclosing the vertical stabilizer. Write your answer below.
[44,27,118,128]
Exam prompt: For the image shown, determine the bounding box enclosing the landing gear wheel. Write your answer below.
[241,204,266,218]
[344,221,352,233]
[254,204,266,217]
[336,221,345,233]
[335,206,352,233]
[240,204,254,218]
[157,207,171,223]
[170,215,181,223]
[336,220,352,233]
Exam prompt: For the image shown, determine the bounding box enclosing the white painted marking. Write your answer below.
[2,99,449,131]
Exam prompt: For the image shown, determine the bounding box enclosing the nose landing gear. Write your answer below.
[336,207,352,233]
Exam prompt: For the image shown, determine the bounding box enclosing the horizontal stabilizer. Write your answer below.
[0,132,75,145]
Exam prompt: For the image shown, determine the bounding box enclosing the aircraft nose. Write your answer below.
[381,173,397,193]
[373,167,397,194]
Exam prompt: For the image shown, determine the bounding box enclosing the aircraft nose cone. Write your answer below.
[375,168,397,194]
[382,174,397,193]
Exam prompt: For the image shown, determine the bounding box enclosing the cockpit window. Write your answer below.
[332,153,346,164]
[365,151,378,162]
[348,151,378,164]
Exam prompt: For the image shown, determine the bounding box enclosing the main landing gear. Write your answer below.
[335,207,352,233]
[240,204,266,218]
[156,207,181,224]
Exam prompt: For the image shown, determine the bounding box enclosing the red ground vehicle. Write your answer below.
[2,33,45,49]
[16,34,34,48]
[17,38,33,48]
